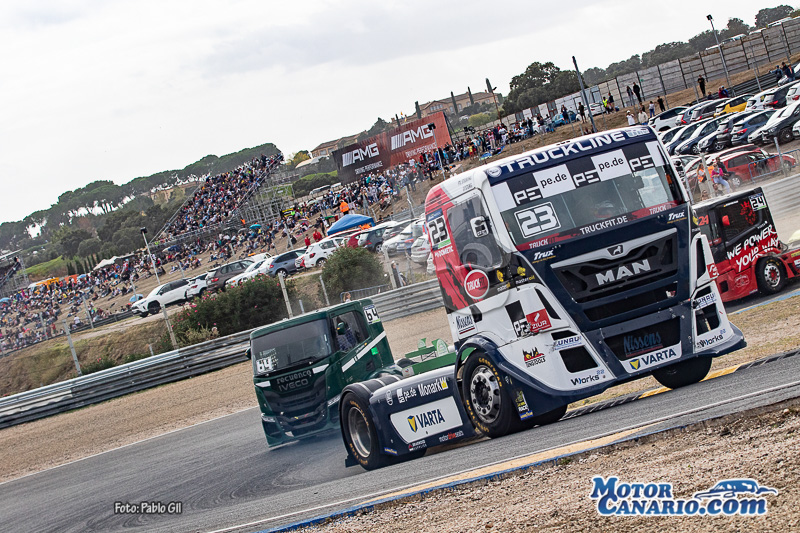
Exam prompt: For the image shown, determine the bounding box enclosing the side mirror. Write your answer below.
[470,216,489,238]
[673,160,683,171]
[245,348,251,360]
[336,322,347,335]
[721,215,731,227]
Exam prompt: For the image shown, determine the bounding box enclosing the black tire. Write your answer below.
[779,128,793,144]
[375,242,383,253]
[691,144,700,155]
[139,312,148,318]
[713,141,726,152]
[148,302,160,314]
[461,353,521,438]
[782,160,793,172]
[756,257,786,294]
[652,357,712,389]
[198,288,206,297]
[728,173,742,189]
[276,269,288,278]
[316,258,325,267]
[341,392,391,470]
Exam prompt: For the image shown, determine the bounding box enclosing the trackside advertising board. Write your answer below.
[333,112,452,183]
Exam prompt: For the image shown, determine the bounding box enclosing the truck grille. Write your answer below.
[551,230,679,324]
[261,375,331,435]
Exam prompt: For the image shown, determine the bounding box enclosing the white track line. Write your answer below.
[206,378,800,533]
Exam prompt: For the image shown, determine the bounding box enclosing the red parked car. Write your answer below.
[686,148,796,190]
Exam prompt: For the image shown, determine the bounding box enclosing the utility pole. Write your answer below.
[707,14,733,95]
[573,56,598,133]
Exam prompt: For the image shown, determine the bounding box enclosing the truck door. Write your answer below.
[716,192,777,276]
[331,310,375,380]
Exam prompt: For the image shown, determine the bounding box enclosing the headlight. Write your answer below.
[327,394,341,407]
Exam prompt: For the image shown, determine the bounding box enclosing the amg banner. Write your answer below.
[333,112,452,183]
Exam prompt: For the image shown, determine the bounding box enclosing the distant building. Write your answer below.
[310,133,363,158]
[417,91,498,118]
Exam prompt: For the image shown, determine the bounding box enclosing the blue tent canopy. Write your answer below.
[327,214,374,236]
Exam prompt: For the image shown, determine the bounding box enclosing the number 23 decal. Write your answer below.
[515,202,561,238]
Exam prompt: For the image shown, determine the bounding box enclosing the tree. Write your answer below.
[78,238,103,258]
[54,227,92,257]
[504,61,580,115]
[468,113,492,127]
[723,17,751,38]
[321,246,386,299]
[755,6,794,27]
[288,150,311,169]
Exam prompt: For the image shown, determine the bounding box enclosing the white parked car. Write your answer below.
[296,236,346,269]
[385,218,425,256]
[648,106,687,131]
[589,102,605,116]
[410,234,431,264]
[184,272,209,299]
[745,88,772,113]
[132,278,190,317]
[226,259,268,287]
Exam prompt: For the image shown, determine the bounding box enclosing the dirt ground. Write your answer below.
[1,293,798,485]
[293,400,800,533]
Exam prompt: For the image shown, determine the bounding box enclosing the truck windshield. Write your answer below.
[251,319,332,375]
[495,142,684,247]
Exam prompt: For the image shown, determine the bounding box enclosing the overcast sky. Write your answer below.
[0,0,766,224]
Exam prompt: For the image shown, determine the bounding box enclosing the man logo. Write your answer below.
[486,167,502,178]
[630,359,641,370]
[608,244,624,256]
[407,415,417,432]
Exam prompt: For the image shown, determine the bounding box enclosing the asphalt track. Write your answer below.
[3,345,800,533]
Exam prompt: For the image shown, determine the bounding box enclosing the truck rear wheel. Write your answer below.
[652,357,711,389]
[341,392,389,470]
[757,257,785,294]
[462,353,521,438]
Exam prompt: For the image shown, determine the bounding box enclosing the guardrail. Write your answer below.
[0,279,446,428]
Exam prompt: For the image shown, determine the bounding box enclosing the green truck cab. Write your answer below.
[246,299,397,447]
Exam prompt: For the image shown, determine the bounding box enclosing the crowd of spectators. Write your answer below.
[161,153,283,241]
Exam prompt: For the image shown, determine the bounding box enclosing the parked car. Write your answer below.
[678,102,708,125]
[730,110,774,146]
[690,148,797,189]
[785,83,800,103]
[690,99,731,122]
[226,259,268,287]
[132,279,190,317]
[762,80,800,110]
[744,88,773,113]
[648,106,687,131]
[658,126,684,145]
[357,220,402,252]
[384,219,424,256]
[713,94,751,117]
[184,272,209,300]
[665,123,706,155]
[589,102,605,116]
[700,111,756,152]
[409,234,431,264]
[206,259,254,292]
[761,100,800,144]
[675,117,727,155]
[296,237,345,269]
[550,110,578,126]
[266,248,306,277]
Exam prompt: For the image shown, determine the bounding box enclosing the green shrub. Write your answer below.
[171,275,297,339]
[82,356,116,374]
[321,246,386,300]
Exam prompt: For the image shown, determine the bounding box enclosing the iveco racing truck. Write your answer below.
[338,126,746,469]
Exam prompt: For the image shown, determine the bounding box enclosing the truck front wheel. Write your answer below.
[652,357,711,389]
[462,354,521,438]
[756,257,785,294]
[341,393,393,470]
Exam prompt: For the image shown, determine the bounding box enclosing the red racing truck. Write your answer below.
[693,187,800,302]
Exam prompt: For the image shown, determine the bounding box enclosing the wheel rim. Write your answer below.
[691,145,699,154]
[347,407,371,459]
[470,365,501,424]
[375,243,382,252]
[764,262,782,289]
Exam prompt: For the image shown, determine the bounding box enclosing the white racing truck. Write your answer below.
[338,126,746,469]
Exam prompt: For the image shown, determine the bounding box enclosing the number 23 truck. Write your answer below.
[337,126,746,469]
